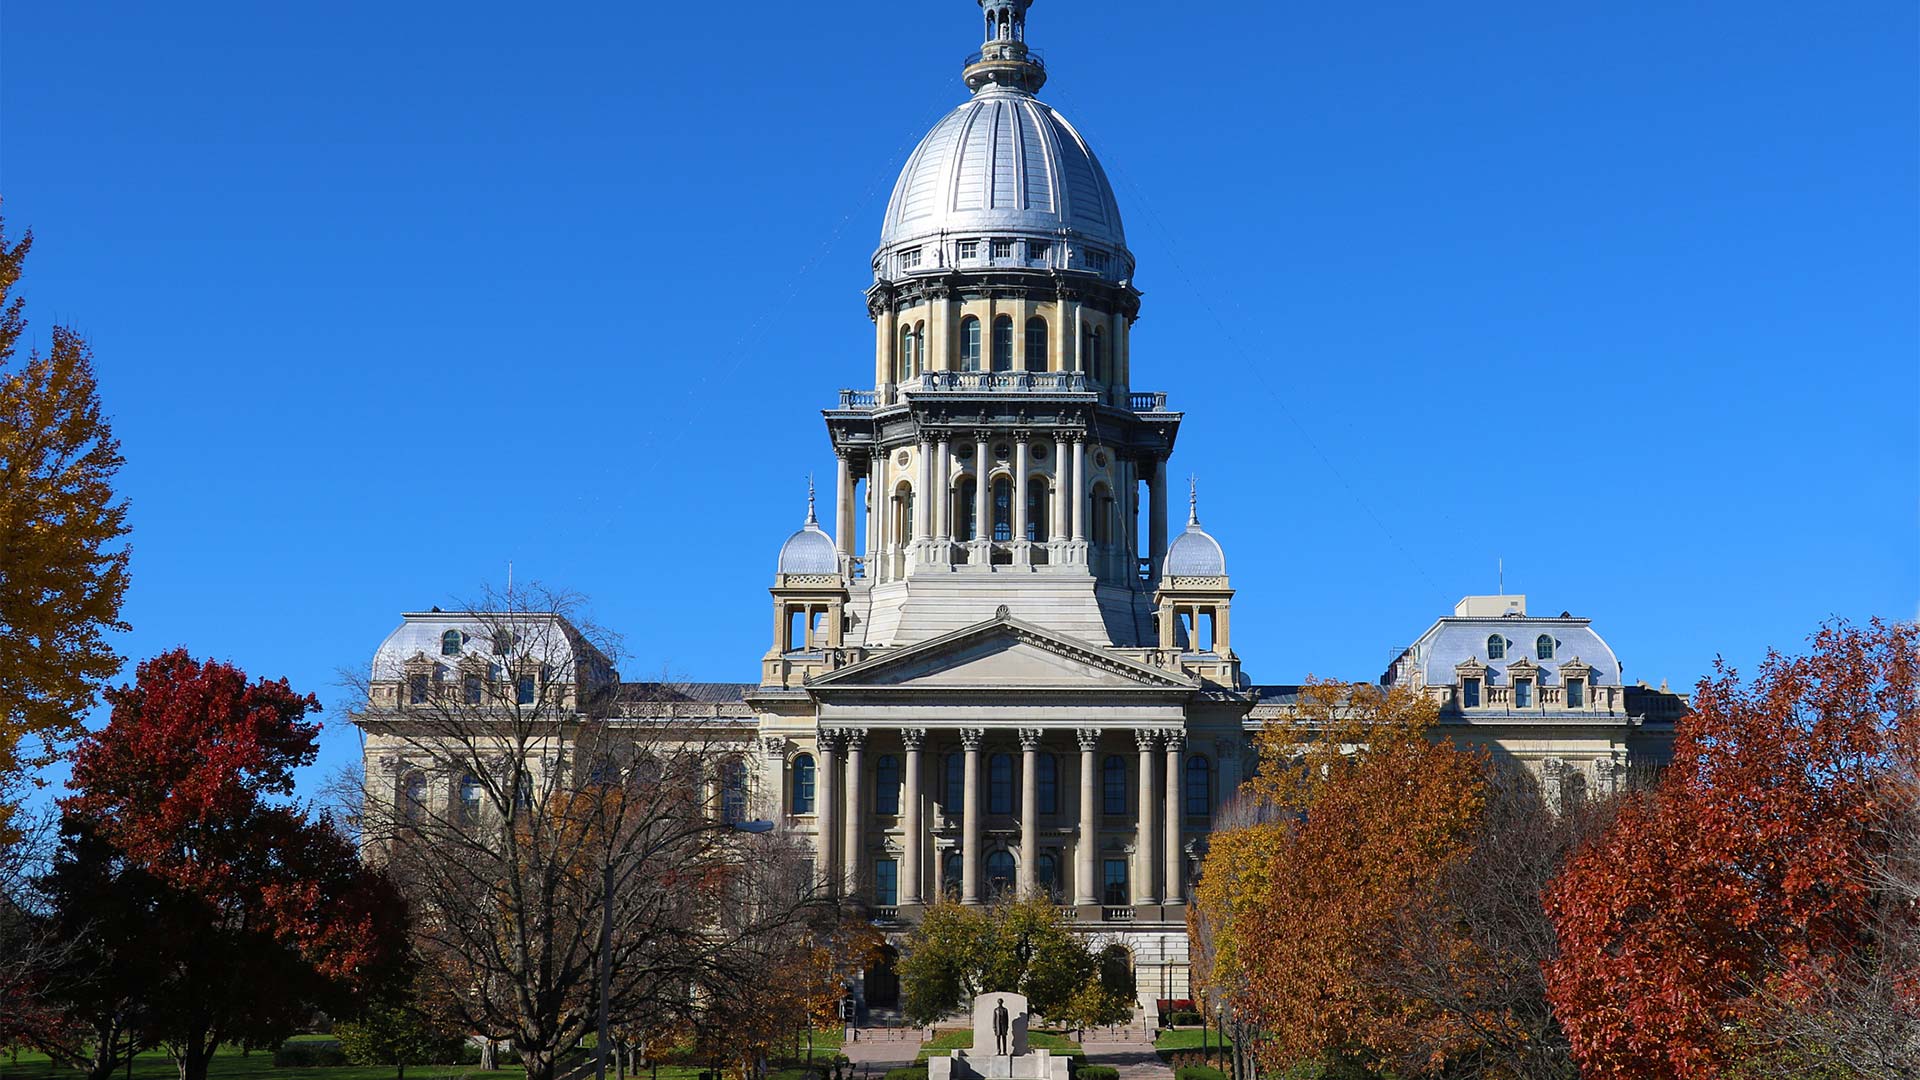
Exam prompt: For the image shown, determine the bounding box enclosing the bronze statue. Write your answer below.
[993,997,1010,1055]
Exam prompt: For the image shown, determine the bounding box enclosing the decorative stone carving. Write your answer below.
[1161,730,1185,753]
[1134,729,1160,752]
[1017,727,1045,751]
[1075,728,1102,752]
[900,727,928,751]
[760,735,786,756]
[960,728,986,751]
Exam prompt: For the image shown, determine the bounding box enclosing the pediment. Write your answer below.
[810,616,1194,692]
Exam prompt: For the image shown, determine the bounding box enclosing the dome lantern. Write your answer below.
[966,0,1046,94]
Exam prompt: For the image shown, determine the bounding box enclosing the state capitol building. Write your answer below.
[359,1,1686,1018]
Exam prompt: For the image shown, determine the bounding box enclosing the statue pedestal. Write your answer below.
[926,993,1070,1080]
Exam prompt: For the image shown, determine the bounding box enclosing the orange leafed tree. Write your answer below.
[1220,679,1487,1071]
[1544,619,1920,1079]
[0,217,130,840]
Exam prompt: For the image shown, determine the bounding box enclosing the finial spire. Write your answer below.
[806,475,817,525]
[1188,475,1200,526]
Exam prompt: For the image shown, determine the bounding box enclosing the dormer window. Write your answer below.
[1566,677,1586,708]
[1536,634,1555,660]
[1514,678,1534,708]
[515,673,536,706]
[1487,635,1506,660]
[494,631,515,656]
[440,630,463,656]
[408,674,430,705]
[1462,677,1481,708]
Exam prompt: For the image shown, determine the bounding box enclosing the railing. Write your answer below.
[871,906,900,922]
[964,45,1046,71]
[836,388,878,410]
[1102,906,1135,922]
[1056,906,1080,921]
[906,371,1091,394]
[1130,391,1169,412]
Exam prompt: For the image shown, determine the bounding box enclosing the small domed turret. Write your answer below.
[1164,482,1226,578]
[777,482,840,576]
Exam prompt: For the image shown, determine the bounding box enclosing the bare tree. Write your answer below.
[344,584,830,1080]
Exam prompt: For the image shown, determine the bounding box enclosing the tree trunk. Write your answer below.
[480,1040,497,1072]
[523,1046,557,1080]
[177,1039,213,1080]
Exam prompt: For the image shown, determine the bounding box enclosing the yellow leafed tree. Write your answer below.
[0,217,130,842]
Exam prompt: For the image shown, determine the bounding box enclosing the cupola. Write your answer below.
[1155,481,1237,675]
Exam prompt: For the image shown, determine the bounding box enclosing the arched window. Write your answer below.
[791,754,816,814]
[945,753,966,811]
[1037,753,1058,815]
[1536,634,1555,660]
[992,316,1014,372]
[459,773,482,825]
[944,852,964,898]
[1037,851,1060,897]
[899,325,915,382]
[957,477,978,541]
[588,754,619,787]
[1103,755,1127,815]
[493,631,514,656]
[512,769,533,814]
[875,754,901,815]
[961,316,982,371]
[986,850,1015,895]
[1186,756,1212,818]
[1026,317,1048,372]
[720,758,748,824]
[401,772,427,823]
[1487,635,1506,660]
[992,477,1013,541]
[989,753,1014,814]
[440,630,463,656]
[1090,483,1113,546]
[1027,479,1049,542]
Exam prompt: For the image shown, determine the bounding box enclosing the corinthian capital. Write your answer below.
[959,728,986,752]
[1135,728,1161,752]
[1162,730,1186,753]
[900,727,928,751]
[1018,727,1046,752]
[843,727,869,752]
[1075,727,1102,752]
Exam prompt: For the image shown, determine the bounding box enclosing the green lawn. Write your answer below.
[1152,1030,1233,1054]
[913,1031,1081,1063]
[0,1045,524,1080]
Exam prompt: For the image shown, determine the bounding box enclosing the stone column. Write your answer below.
[835,451,853,563]
[973,430,992,561]
[1148,456,1168,584]
[761,735,787,821]
[1013,434,1031,564]
[1133,728,1158,906]
[914,438,932,546]
[815,730,840,897]
[1075,728,1100,906]
[842,728,866,896]
[901,728,926,906]
[961,728,985,904]
[934,434,952,549]
[1018,727,1043,897]
[1051,435,1069,558]
[1070,437,1087,544]
[1163,731,1184,904]
[867,453,884,581]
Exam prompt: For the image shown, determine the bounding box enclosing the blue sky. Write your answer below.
[4,1,1915,799]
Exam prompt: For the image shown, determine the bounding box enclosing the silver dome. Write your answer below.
[875,84,1132,283]
[1164,484,1226,577]
[777,490,840,576]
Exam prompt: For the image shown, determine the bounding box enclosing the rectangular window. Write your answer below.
[516,674,537,706]
[957,239,978,260]
[1028,240,1050,261]
[463,673,483,705]
[901,248,922,270]
[1462,677,1480,708]
[1102,860,1128,906]
[992,238,1013,259]
[1085,250,1108,271]
[1514,678,1534,709]
[408,674,429,705]
[874,859,898,906]
[1567,678,1585,708]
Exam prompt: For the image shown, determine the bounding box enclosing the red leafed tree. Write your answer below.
[59,649,409,1080]
[1544,619,1920,1079]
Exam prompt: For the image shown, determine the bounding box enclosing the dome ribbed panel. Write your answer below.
[875,87,1131,281]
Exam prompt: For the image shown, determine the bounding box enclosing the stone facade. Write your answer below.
[356,1,1685,1018]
